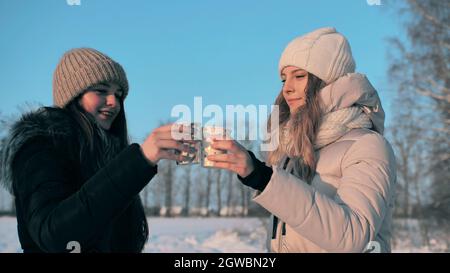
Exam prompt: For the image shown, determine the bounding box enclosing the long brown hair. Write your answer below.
[267,73,324,183]
[64,99,128,174]
[64,95,149,252]
[65,97,129,149]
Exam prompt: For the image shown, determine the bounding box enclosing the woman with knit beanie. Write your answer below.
[0,48,187,252]
[208,27,397,252]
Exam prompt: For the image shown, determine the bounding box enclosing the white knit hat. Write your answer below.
[278,27,356,84]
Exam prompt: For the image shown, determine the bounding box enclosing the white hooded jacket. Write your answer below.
[254,73,397,253]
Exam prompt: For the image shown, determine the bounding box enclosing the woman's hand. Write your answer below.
[207,139,254,178]
[140,124,189,166]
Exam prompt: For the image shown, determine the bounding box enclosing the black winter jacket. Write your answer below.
[0,107,157,253]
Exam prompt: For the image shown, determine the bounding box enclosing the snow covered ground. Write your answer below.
[391,218,449,253]
[0,216,270,253]
[0,216,22,253]
[144,217,269,253]
[0,216,448,253]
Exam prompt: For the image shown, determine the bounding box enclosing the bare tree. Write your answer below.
[192,167,207,216]
[141,184,149,212]
[162,160,175,217]
[387,0,449,202]
[387,0,449,249]
[411,142,431,247]
[0,111,15,214]
[388,50,434,249]
[226,171,234,216]
[182,166,192,216]
[216,169,223,216]
[151,175,165,211]
[205,168,212,216]
[388,108,428,217]
[240,183,250,216]
[240,121,256,217]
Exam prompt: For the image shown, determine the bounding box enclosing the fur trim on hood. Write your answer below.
[0,107,78,194]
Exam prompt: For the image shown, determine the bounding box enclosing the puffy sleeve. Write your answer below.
[13,139,157,252]
[253,133,396,252]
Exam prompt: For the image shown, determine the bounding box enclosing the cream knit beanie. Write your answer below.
[278,27,355,84]
[53,48,129,108]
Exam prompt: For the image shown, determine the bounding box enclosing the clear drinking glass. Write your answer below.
[201,126,228,168]
[175,123,202,165]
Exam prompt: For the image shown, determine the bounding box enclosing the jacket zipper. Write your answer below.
[277,157,290,252]
[278,220,283,252]
[272,216,278,239]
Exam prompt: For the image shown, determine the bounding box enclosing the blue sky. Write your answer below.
[0,0,403,142]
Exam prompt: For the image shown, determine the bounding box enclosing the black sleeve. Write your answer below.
[13,141,157,252]
[237,150,273,192]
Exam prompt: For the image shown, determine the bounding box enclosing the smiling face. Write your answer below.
[281,66,309,114]
[79,82,124,130]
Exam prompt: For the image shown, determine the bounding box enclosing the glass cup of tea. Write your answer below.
[173,123,202,165]
[201,126,229,168]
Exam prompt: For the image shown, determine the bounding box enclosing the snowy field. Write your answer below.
[0,217,270,253]
[0,216,448,253]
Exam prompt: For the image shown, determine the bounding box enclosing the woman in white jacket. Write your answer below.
[208,27,397,253]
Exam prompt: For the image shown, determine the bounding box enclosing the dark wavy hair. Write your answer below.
[64,95,149,253]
